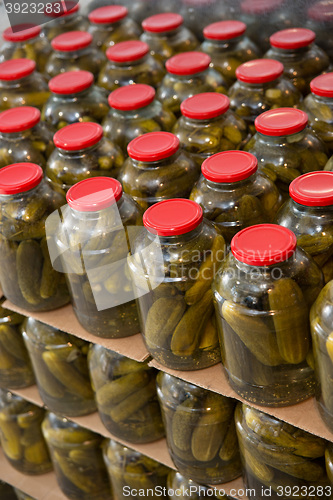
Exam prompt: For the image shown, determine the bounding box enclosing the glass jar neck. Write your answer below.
[291,199,333,215]
[57,141,100,157]
[185,112,226,126]
[238,78,279,91]
[0,129,32,140]
[270,45,310,59]
[204,35,244,49]
[311,93,333,107]
[0,182,42,203]
[55,46,92,57]
[205,173,256,191]
[146,221,203,245]
[52,86,93,100]
[112,54,148,67]
[172,69,207,80]
[234,252,296,277]
[131,150,179,169]
[256,128,306,144]
[68,196,124,222]
[148,25,181,39]
[0,73,35,89]
[112,101,156,119]
[93,18,123,31]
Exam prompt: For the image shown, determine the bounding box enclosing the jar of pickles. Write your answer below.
[98,40,165,92]
[235,404,329,499]
[167,471,227,500]
[45,122,123,195]
[172,93,249,168]
[243,108,328,199]
[157,51,228,117]
[190,151,282,244]
[102,84,176,154]
[213,224,323,406]
[42,412,110,500]
[264,28,330,96]
[306,1,333,60]
[200,20,261,86]
[0,391,52,474]
[156,372,241,484]
[88,345,164,442]
[275,172,333,284]
[88,5,141,52]
[42,2,89,41]
[119,132,199,210]
[42,71,109,130]
[0,163,69,312]
[22,318,95,416]
[228,59,302,134]
[45,31,106,80]
[140,13,198,64]
[0,59,49,111]
[128,198,225,370]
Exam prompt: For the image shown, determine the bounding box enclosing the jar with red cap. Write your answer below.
[228,59,302,134]
[102,84,176,154]
[306,1,333,60]
[44,31,106,80]
[190,151,282,244]
[88,5,141,52]
[128,198,226,370]
[275,172,333,284]
[140,12,198,64]
[0,106,54,169]
[45,122,124,195]
[172,93,249,169]
[157,51,228,117]
[53,177,143,338]
[179,0,230,41]
[0,163,69,311]
[0,24,51,73]
[200,20,261,86]
[41,1,89,41]
[264,28,330,96]
[0,59,49,111]
[42,70,109,130]
[212,223,324,406]
[97,40,165,92]
[243,108,328,199]
[118,132,199,210]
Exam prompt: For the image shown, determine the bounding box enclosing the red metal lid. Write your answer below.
[66,177,122,211]
[241,0,283,14]
[51,31,92,51]
[143,198,203,236]
[49,70,94,94]
[142,13,183,33]
[45,1,79,18]
[128,132,179,161]
[0,106,40,133]
[231,224,297,266]
[203,20,247,40]
[180,92,229,119]
[289,171,333,206]
[108,84,155,111]
[0,163,43,195]
[310,72,333,98]
[255,108,308,136]
[236,58,283,84]
[308,1,333,22]
[166,51,211,75]
[3,24,41,42]
[270,28,316,49]
[88,5,128,24]
[106,41,149,62]
[0,58,36,80]
[54,122,103,151]
[202,151,257,183]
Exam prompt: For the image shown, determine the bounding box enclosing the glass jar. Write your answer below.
[200,20,261,86]
[0,163,69,312]
[228,59,302,135]
[22,318,95,416]
[140,12,198,64]
[42,70,109,130]
[157,372,241,484]
[275,172,333,284]
[128,198,225,370]
[157,51,228,117]
[103,439,170,500]
[326,442,333,487]
[42,412,110,500]
[0,59,49,111]
[45,122,123,195]
[42,2,89,41]
[264,28,330,96]
[243,108,328,199]
[54,177,143,338]
[119,132,199,210]
[88,344,164,442]
[213,224,324,407]
[306,1,333,60]
[235,403,329,500]
[172,93,249,169]
[167,470,227,499]
[0,24,51,73]
[0,391,52,474]
[190,151,282,244]
[45,31,106,80]
[98,40,165,92]
[88,5,141,52]
[180,0,230,41]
